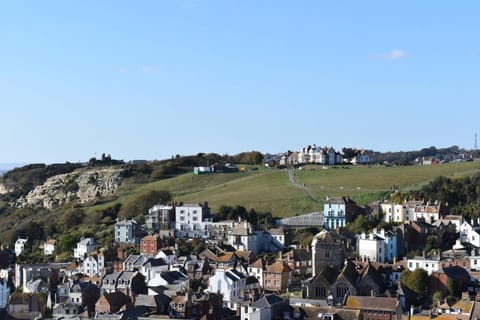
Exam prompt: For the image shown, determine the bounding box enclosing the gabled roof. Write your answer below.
[337,261,360,285]
[225,269,245,281]
[315,265,339,285]
[249,257,266,269]
[251,294,284,308]
[160,271,187,284]
[102,291,131,307]
[359,263,386,291]
[266,261,292,274]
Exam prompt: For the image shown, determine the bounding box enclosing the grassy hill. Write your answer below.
[86,160,480,218]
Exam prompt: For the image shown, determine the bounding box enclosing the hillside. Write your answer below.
[0,157,479,256]
[86,160,480,218]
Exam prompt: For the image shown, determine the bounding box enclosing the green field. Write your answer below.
[86,160,480,218]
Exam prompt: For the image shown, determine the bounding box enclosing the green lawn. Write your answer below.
[85,160,480,218]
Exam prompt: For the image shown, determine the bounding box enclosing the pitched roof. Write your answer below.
[225,269,246,281]
[338,261,360,285]
[103,291,131,307]
[344,295,398,311]
[249,257,266,269]
[251,294,284,308]
[266,261,292,274]
[216,252,236,263]
[315,265,339,285]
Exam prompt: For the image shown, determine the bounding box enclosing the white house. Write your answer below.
[241,294,286,320]
[410,202,445,223]
[156,249,175,266]
[114,219,140,244]
[407,257,440,275]
[73,237,96,260]
[43,239,56,256]
[15,238,29,256]
[228,221,263,254]
[247,258,266,286]
[175,202,213,238]
[78,255,104,277]
[381,202,406,223]
[460,220,480,248]
[358,228,397,263]
[469,256,480,272]
[207,268,247,307]
[147,270,188,294]
[358,232,385,263]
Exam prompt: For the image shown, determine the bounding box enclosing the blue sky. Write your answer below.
[1,1,479,163]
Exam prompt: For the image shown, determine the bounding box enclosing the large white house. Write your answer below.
[175,202,213,238]
[73,237,96,260]
[208,268,247,308]
[358,228,397,263]
[381,202,406,223]
[460,220,480,248]
[407,256,440,275]
[77,255,104,277]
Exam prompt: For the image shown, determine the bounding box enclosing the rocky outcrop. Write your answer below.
[0,183,12,195]
[15,167,124,209]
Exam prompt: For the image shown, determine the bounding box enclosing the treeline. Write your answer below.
[215,205,275,229]
[391,174,480,218]
[368,145,475,165]
[0,162,83,200]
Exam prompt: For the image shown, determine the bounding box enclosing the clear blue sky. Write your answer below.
[1,1,479,164]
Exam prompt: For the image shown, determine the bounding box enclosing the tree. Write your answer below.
[447,277,462,299]
[400,269,429,303]
[118,190,172,219]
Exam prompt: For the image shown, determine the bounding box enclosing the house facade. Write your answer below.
[73,237,96,260]
[311,230,348,275]
[175,202,213,238]
[43,239,56,256]
[114,219,141,245]
[380,203,406,223]
[146,204,174,230]
[207,268,246,306]
[15,238,29,256]
[140,234,162,255]
[323,196,360,230]
[263,261,292,293]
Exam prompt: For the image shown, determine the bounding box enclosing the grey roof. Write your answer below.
[160,271,187,284]
[134,294,170,307]
[277,212,324,228]
[225,269,246,281]
[251,294,284,308]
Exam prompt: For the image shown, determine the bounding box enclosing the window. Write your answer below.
[180,216,185,221]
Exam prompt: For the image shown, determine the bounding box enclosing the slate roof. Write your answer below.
[251,294,284,308]
[225,269,245,281]
[337,261,360,285]
[134,294,170,307]
[315,265,339,285]
[161,271,187,284]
